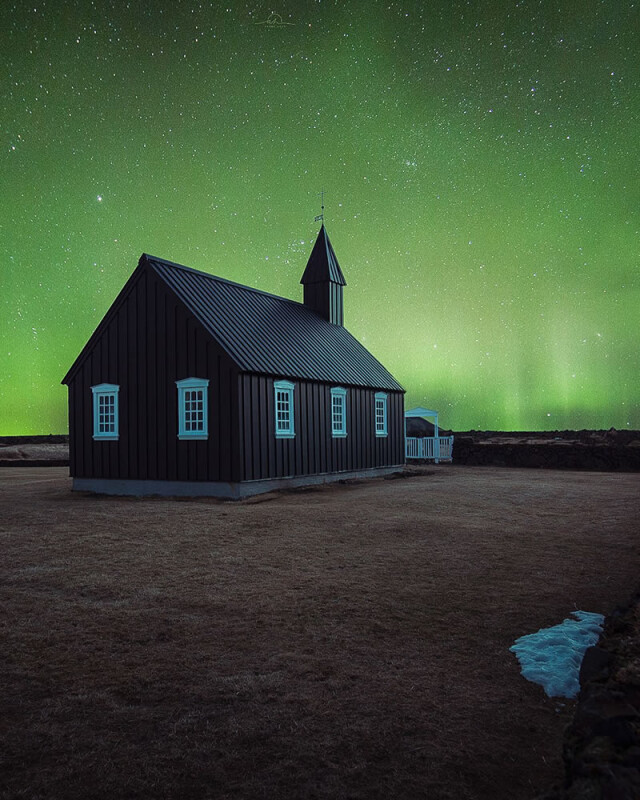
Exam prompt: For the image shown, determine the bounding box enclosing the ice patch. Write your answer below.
[510,610,605,699]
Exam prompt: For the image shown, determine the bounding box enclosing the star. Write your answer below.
[0,1,637,434]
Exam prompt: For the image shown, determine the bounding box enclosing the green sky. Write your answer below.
[2,0,638,434]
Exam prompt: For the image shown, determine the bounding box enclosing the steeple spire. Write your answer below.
[300,224,346,325]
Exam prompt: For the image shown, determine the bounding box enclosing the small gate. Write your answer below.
[405,406,453,463]
[405,436,454,462]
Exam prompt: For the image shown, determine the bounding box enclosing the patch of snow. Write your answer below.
[510,611,605,699]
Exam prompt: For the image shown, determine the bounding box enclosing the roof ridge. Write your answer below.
[143,253,305,307]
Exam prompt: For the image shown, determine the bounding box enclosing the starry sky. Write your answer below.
[2,0,638,435]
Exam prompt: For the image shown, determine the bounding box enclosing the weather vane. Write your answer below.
[255,12,294,28]
[314,189,325,223]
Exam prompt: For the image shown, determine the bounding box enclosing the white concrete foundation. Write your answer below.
[72,465,404,499]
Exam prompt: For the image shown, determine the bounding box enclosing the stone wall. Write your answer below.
[0,434,69,445]
[452,438,640,472]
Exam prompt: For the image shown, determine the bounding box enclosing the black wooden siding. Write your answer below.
[238,375,404,481]
[66,257,405,486]
[67,266,241,482]
[302,282,344,326]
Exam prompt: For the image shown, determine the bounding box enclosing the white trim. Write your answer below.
[91,383,119,440]
[375,392,388,437]
[274,380,295,438]
[330,386,347,437]
[176,377,209,440]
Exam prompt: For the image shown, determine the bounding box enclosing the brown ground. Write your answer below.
[1,466,639,800]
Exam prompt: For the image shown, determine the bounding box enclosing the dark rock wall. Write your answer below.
[0,434,69,445]
[537,592,640,800]
[452,438,640,472]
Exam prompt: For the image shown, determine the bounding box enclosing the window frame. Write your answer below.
[375,392,388,437]
[274,380,295,439]
[176,377,209,440]
[330,386,348,438]
[91,383,120,441]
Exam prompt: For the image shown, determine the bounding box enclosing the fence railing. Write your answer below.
[405,436,454,461]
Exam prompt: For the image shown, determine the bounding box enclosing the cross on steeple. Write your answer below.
[314,188,325,223]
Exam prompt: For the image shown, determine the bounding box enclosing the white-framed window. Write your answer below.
[176,377,209,440]
[91,383,119,440]
[331,386,347,437]
[274,380,295,438]
[375,392,388,437]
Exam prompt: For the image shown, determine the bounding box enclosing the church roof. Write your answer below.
[300,224,346,286]
[60,252,392,392]
[147,254,400,389]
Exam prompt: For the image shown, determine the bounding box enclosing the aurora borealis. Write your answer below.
[2,1,638,435]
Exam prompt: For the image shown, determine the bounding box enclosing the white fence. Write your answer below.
[405,436,454,462]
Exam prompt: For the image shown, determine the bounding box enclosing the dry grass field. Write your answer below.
[1,465,639,800]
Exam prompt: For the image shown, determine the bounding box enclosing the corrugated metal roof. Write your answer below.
[146,254,404,392]
[300,225,346,286]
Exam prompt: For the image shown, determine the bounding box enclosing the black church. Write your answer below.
[62,225,405,497]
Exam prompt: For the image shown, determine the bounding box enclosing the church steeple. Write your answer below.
[300,224,347,325]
